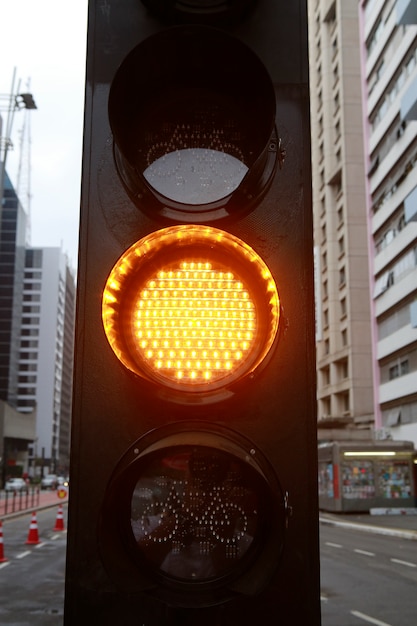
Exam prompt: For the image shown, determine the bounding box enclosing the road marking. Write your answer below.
[16,550,31,559]
[354,548,375,557]
[390,558,417,568]
[320,594,328,603]
[35,542,46,548]
[350,610,392,626]
[325,541,343,548]
[0,561,10,569]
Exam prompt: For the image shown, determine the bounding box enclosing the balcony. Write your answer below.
[377,323,417,360]
[373,221,417,275]
[379,370,417,404]
[375,267,417,317]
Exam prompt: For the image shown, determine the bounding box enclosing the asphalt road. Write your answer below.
[0,506,67,625]
[320,523,417,625]
[1,506,416,625]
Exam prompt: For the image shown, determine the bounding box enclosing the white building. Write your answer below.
[16,247,75,472]
[359,0,417,446]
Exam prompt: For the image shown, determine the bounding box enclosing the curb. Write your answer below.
[319,515,417,541]
[0,500,68,522]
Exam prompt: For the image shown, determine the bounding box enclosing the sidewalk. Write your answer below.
[320,509,417,540]
[0,489,68,520]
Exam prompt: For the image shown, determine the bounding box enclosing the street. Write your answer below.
[0,507,416,625]
[0,506,66,625]
[320,524,417,625]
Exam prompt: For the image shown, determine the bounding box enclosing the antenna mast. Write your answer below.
[16,78,34,244]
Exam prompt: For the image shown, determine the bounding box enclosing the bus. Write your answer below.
[318,440,416,513]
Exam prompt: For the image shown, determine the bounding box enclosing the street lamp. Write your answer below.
[0,68,37,230]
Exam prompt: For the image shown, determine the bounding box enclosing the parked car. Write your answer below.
[5,477,28,492]
[41,474,58,490]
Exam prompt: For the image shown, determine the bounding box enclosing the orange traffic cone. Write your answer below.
[25,511,40,545]
[53,504,65,531]
[0,520,8,563]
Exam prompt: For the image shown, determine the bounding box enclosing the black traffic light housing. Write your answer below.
[108,24,278,222]
[65,1,320,624]
[99,421,288,608]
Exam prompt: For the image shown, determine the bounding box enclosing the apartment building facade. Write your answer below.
[308,0,375,438]
[359,0,417,446]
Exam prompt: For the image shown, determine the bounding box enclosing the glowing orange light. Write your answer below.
[132,260,256,383]
[102,225,279,393]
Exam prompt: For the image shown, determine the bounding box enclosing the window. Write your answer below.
[338,358,348,379]
[25,249,43,268]
[20,340,38,349]
[22,305,41,314]
[334,91,340,113]
[320,396,331,417]
[332,37,337,58]
[378,302,411,340]
[21,329,39,337]
[377,461,412,498]
[19,352,38,360]
[24,282,41,291]
[341,460,375,499]
[18,375,37,383]
[18,387,37,396]
[321,366,330,386]
[389,359,409,380]
[366,18,384,56]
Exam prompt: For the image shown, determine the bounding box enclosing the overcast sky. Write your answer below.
[0,0,88,269]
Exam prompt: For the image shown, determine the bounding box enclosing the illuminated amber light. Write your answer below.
[134,261,256,383]
[102,225,279,392]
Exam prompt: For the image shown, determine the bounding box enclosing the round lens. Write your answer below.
[103,225,280,394]
[130,445,264,581]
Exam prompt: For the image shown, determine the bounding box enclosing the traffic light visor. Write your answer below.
[102,226,280,395]
[108,25,277,220]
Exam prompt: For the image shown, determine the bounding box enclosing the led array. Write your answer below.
[102,225,280,392]
[132,261,256,384]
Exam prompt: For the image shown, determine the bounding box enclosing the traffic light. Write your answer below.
[64,1,320,624]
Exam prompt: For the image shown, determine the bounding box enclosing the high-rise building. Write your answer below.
[359,0,417,447]
[1,163,75,474]
[0,170,28,405]
[308,0,375,438]
[17,247,75,473]
[59,264,76,471]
